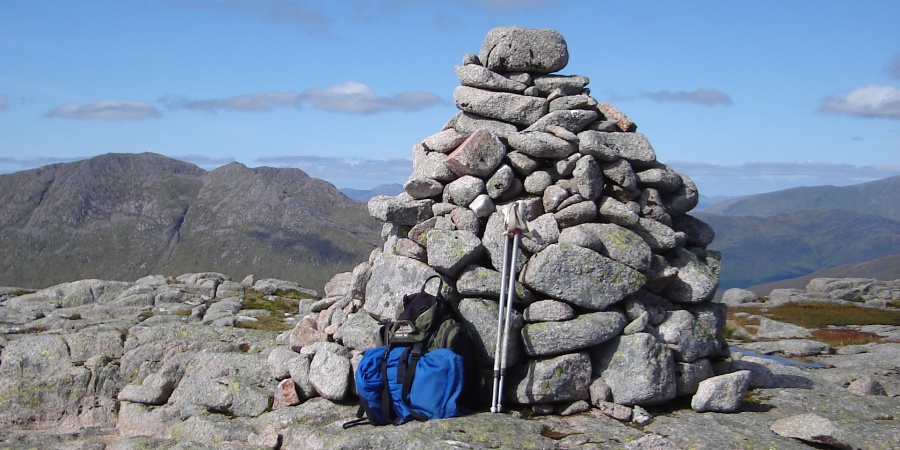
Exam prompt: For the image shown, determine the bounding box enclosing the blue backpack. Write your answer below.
[344,276,478,427]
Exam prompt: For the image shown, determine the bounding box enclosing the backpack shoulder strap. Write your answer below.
[421,275,444,297]
[398,342,428,423]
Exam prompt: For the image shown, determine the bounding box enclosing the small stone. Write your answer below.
[770,413,853,449]
[847,376,887,396]
[273,379,301,409]
[691,370,751,413]
[597,401,631,421]
[631,405,652,425]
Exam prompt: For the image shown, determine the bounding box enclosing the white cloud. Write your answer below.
[820,85,900,119]
[44,100,161,121]
[298,81,445,114]
[0,94,7,109]
[640,89,733,106]
[0,156,85,174]
[162,91,303,112]
[164,82,444,115]
[254,155,412,188]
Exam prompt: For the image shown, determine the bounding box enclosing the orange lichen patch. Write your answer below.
[811,328,883,346]
[727,302,900,329]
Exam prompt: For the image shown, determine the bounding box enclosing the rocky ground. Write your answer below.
[0,274,898,450]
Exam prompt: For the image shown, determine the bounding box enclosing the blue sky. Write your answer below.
[1,0,899,197]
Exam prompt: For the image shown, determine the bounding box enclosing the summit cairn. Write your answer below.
[342,26,726,412]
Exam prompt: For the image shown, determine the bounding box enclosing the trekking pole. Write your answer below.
[490,231,512,413]
[490,201,530,413]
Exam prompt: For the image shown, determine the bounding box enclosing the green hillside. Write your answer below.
[703,176,900,221]
[698,208,900,290]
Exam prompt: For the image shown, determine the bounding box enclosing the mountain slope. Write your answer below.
[745,253,900,295]
[697,208,900,289]
[702,175,900,221]
[0,153,382,292]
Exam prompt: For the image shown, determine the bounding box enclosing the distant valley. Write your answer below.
[698,175,900,290]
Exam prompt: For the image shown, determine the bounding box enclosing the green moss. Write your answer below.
[7,289,35,296]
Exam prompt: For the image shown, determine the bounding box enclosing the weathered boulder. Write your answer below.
[558,223,652,271]
[368,193,434,226]
[458,297,525,367]
[444,129,506,178]
[770,413,853,449]
[479,26,568,74]
[523,299,575,322]
[511,352,591,404]
[691,370,751,413]
[656,310,719,362]
[455,64,528,93]
[721,288,758,306]
[591,333,676,406]
[454,86,549,126]
[308,350,350,401]
[425,229,484,277]
[363,254,439,321]
[522,244,645,310]
[521,311,626,356]
[756,317,813,339]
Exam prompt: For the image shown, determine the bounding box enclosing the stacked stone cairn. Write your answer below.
[288,26,732,417]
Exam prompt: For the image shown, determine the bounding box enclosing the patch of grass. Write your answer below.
[237,315,294,332]
[243,289,302,313]
[67,313,82,320]
[273,288,317,301]
[811,328,882,346]
[888,300,900,308]
[237,288,299,332]
[722,323,754,342]
[8,289,35,296]
[727,302,900,329]
[174,309,192,317]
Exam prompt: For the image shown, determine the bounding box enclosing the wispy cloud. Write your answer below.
[640,89,733,106]
[0,94,8,109]
[161,91,303,112]
[254,155,412,188]
[820,85,900,119]
[299,81,445,114]
[180,0,332,37]
[667,160,900,196]
[163,82,444,114]
[44,100,162,121]
[0,155,85,173]
[887,52,900,79]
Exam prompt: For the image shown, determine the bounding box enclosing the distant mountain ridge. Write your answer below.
[697,175,900,290]
[703,175,900,221]
[0,153,382,292]
[339,183,404,202]
[698,207,900,290]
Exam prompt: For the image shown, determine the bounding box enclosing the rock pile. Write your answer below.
[301,25,730,414]
[723,278,900,308]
